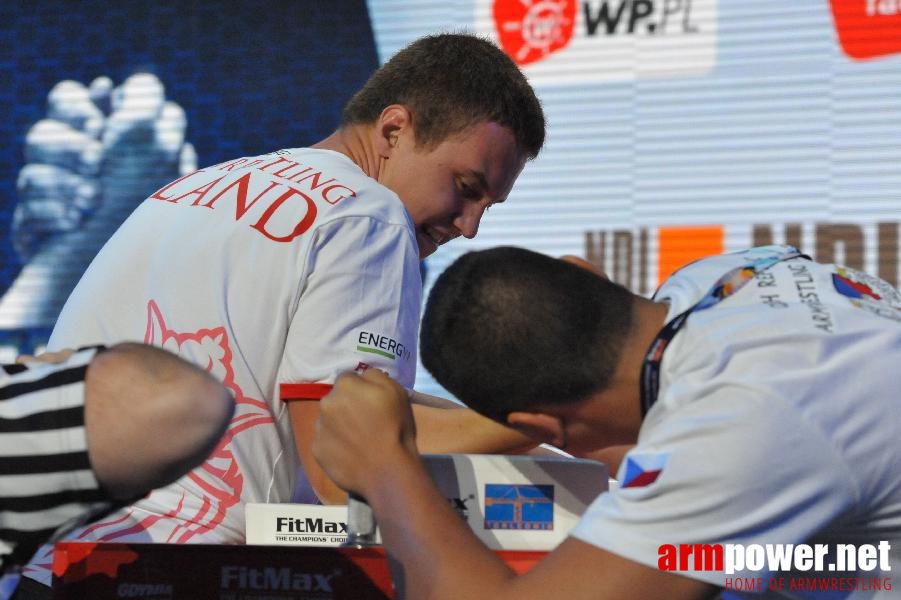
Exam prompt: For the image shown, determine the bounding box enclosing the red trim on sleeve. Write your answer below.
[280,383,334,402]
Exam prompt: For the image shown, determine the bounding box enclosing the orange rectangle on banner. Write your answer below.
[657,225,724,286]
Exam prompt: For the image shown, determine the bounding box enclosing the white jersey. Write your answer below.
[23,149,422,584]
[572,246,901,598]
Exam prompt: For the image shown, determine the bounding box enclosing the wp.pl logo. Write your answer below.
[477,0,717,83]
[493,0,577,66]
[830,0,901,60]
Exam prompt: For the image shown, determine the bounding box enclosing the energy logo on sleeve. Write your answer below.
[356,330,412,361]
[477,0,718,83]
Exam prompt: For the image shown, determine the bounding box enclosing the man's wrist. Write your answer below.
[360,445,424,509]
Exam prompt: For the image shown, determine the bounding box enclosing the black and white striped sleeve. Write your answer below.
[0,347,112,570]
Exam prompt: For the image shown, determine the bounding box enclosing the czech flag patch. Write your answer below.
[621,452,671,489]
[832,272,880,301]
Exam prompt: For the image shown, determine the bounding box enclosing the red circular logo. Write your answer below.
[493,0,577,66]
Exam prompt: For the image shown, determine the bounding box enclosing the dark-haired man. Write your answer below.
[20,33,545,592]
[315,245,901,599]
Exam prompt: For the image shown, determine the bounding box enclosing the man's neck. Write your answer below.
[605,297,671,431]
[312,125,382,180]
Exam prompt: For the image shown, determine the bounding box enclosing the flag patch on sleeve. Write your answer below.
[620,452,671,489]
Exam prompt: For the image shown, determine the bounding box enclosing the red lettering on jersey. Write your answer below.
[163,175,225,206]
[288,169,334,188]
[272,161,303,178]
[257,156,297,173]
[199,172,277,220]
[251,187,318,242]
[321,184,356,205]
[150,169,208,202]
[151,159,356,241]
[213,157,265,172]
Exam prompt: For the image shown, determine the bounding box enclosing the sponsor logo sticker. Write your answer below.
[493,0,577,66]
[356,330,411,361]
[477,0,718,83]
[829,0,901,60]
[484,484,554,530]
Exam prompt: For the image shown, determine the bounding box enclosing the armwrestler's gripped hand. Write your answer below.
[313,369,418,499]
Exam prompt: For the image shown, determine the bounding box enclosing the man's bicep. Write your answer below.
[278,218,419,504]
[287,399,347,505]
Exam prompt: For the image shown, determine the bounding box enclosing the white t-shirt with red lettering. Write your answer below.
[23,148,422,584]
[571,248,901,598]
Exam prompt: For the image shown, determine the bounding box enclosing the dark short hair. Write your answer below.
[342,33,545,159]
[420,247,634,421]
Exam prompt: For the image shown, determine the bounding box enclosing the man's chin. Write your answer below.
[416,234,438,259]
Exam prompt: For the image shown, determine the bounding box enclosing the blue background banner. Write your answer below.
[0,0,379,357]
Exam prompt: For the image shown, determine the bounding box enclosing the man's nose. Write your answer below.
[454,203,486,239]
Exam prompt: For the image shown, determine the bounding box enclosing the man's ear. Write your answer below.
[560,254,607,278]
[375,104,412,158]
[506,412,566,449]
[560,254,609,279]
